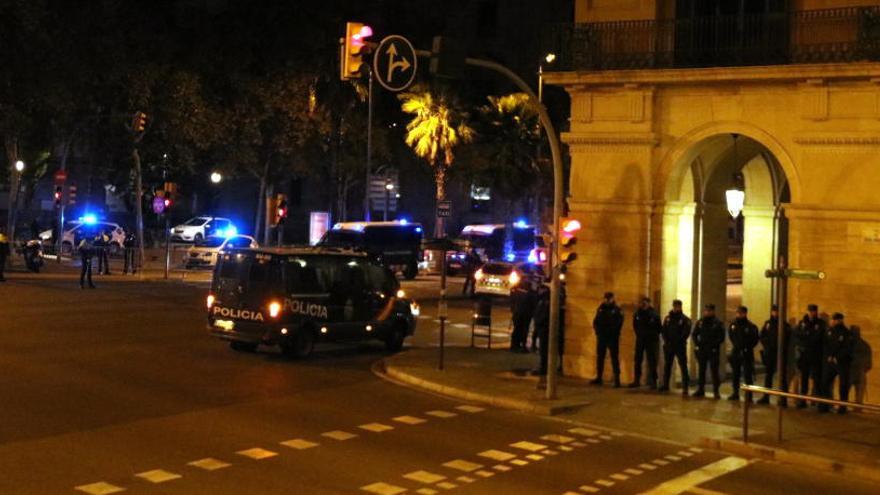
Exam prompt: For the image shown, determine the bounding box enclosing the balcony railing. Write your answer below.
[543,6,880,71]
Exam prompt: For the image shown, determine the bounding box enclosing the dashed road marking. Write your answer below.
[135,469,182,483]
[479,449,517,461]
[510,441,548,452]
[564,492,582,495]
[426,410,457,418]
[74,482,125,495]
[436,481,458,490]
[624,468,643,476]
[493,464,512,472]
[652,459,670,466]
[511,459,530,466]
[188,458,231,471]
[455,405,485,413]
[543,449,559,456]
[475,470,494,478]
[359,423,395,433]
[393,415,427,425]
[689,447,704,453]
[236,447,277,460]
[416,489,439,495]
[280,439,319,450]
[610,431,625,437]
[599,435,613,441]
[678,450,694,457]
[526,453,545,461]
[541,434,576,444]
[404,471,447,484]
[571,441,587,447]
[609,473,629,481]
[457,475,476,483]
[559,445,574,452]
[579,485,600,493]
[665,454,682,462]
[639,463,657,471]
[586,439,601,444]
[596,479,615,487]
[640,456,750,495]
[568,427,599,437]
[443,459,483,472]
[322,430,358,441]
[361,482,408,495]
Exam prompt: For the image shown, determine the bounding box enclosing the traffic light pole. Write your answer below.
[364,68,374,222]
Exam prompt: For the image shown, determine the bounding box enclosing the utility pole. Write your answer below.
[364,67,374,222]
[131,111,148,277]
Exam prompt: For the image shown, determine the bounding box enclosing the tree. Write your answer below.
[398,88,474,237]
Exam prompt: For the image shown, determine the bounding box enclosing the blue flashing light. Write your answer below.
[505,252,516,262]
[527,249,538,264]
[333,223,342,230]
[81,214,98,225]
[352,223,365,232]
[415,226,423,233]
[513,218,528,229]
[220,225,238,238]
[397,218,409,225]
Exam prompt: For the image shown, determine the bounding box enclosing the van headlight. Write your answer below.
[206,294,215,309]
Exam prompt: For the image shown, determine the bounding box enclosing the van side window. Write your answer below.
[366,264,396,293]
[285,259,327,294]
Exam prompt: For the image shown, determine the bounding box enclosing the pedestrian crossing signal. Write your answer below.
[132,111,147,133]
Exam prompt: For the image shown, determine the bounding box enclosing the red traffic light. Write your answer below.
[164,198,172,208]
[350,24,373,49]
[562,218,582,234]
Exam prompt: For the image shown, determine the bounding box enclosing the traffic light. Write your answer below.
[132,111,147,133]
[276,197,288,223]
[54,186,63,208]
[559,217,581,270]
[270,193,288,226]
[163,197,173,209]
[340,22,373,80]
[68,184,77,205]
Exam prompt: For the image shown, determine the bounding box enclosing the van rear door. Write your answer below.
[213,252,280,320]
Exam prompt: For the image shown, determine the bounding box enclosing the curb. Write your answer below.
[700,437,880,484]
[379,358,589,416]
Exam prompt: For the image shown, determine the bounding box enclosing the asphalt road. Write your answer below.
[0,271,875,494]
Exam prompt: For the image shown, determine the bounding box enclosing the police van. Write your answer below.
[319,221,423,280]
[207,246,418,358]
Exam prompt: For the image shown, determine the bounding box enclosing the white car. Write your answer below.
[185,235,257,269]
[39,220,126,254]
[171,216,234,243]
[473,262,544,297]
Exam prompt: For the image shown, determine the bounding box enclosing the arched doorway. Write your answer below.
[662,133,790,326]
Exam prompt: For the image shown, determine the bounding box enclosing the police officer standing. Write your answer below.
[591,292,623,387]
[78,236,96,289]
[728,306,759,401]
[123,231,137,274]
[630,297,661,389]
[0,233,9,282]
[794,304,826,408]
[533,283,551,383]
[758,304,792,405]
[692,304,725,399]
[660,300,691,396]
[819,313,855,414]
[95,230,111,275]
[509,278,536,353]
[461,248,480,296]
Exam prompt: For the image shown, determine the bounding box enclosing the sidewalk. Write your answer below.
[381,346,880,482]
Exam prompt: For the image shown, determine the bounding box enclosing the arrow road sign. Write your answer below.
[373,35,417,92]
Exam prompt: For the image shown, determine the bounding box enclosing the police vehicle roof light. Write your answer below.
[527,249,538,264]
[415,226,423,233]
[81,214,98,225]
[397,218,408,225]
[505,252,516,262]
[514,219,528,228]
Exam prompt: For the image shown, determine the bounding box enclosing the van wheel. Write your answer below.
[403,262,418,280]
[230,341,258,353]
[384,323,407,352]
[281,329,315,359]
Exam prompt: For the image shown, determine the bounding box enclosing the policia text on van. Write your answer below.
[207,247,418,358]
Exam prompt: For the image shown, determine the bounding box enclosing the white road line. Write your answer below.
[586,438,601,444]
[688,487,729,495]
[404,470,447,484]
[610,473,629,481]
[188,458,231,471]
[596,479,615,487]
[511,459,530,466]
[639,463,658,471]
[457,475,476,483]
[541,434,576,444]
[571,441,587,447]
[543,449,559,456]
[393,415,427,425]
[653,459,670,466]
[510,441,548,452]
[425,410,457,418]
[443,459,483,472]
[664,455,682,462]
[361,482,408,495]
[74,482,125,495]
[359,423,394,433]
[640,456,750,495]
[625,468,643,475]
[568,427,600,437]
[493,464,512,472]
[678,450,694,457]
[559,445,574,452]
[280,439,319,450]
[135,469,182,483]
[579,485,600,493]
[599,435,613,440]
[689,447,704,453]
[452,323,469,329]
[417,489,439,495]
[322,430,358,441]
[236,447,278,460]
[436,481,458,490]
[475,470,494,478]
[455,405,485,413]
[479,449,517,461]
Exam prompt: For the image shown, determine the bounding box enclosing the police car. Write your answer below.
[207,246,418,358]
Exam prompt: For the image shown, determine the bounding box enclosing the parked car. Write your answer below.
[473,261,544,298]
[171,216,235,243]
[39,220,126,255]
[185,235,258,269]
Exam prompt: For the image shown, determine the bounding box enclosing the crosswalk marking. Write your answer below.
[652,459,670,466]
[640,456,750,495]
[135,469,181,483]
[74,482,125,495]
[361,482,407,495]
[541,434,576,444]
[475,470,494,478]
[455,405,485,413]
[543,449,559,456]
[568,427,599,437]
[665,454,682,461]
[457,476,476,483]
[609,473,629,481]
[579,485,600,493]
[426,410,458,418]
[493,464,512,472]
[639,463,658,471]
[678,450,694,457]
[511,459,530,466]
[436,481,458,490]
[393,415,427,425]
[322,430,358,441]
[478,449,516,461]
[586,438,601,444]
[404,471,447,484]
[526,454,545,461]
[596,479,615,487]
[599,435,613,440]
[416,489,439,495]
[359,423,394,433]
[689,447,704,453]
[236,448,277,460]
[510,441,548,452]
[559,445,574,452]
[443,459,483,472]
[571,441,587,447]
[280,439,319,450]
[624,468,643,475]
[188,458,230,471]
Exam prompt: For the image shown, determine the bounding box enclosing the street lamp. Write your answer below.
[538,52,557,103]
[726,185,745,219]
[14,160,24,172]
[210,172,222,184]
[544,52,557,64]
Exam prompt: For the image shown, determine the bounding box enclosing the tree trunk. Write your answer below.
[254,175,266,241]
[434,164,447,238]
[5,137,20,242]
[263,183,273,246]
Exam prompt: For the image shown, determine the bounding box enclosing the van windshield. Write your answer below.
[321,230,364,247]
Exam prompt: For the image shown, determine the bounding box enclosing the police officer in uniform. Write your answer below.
[819,313,855,414]
[123,231,137,274]
[728,306,759,401]
[509,279,535,353]
[78,237,96,289]
[533,283,551,381]
[660,299,691,396]
[591,292,623,387]
[629,297,661,389]
[461,248,480,296]
[794,304,826,408]
[758,304,792,405]
[692,304,725,399]
[0,233,9,282]
[94,229,111,275]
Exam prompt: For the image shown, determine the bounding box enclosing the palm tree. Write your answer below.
[399,89,474,237]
